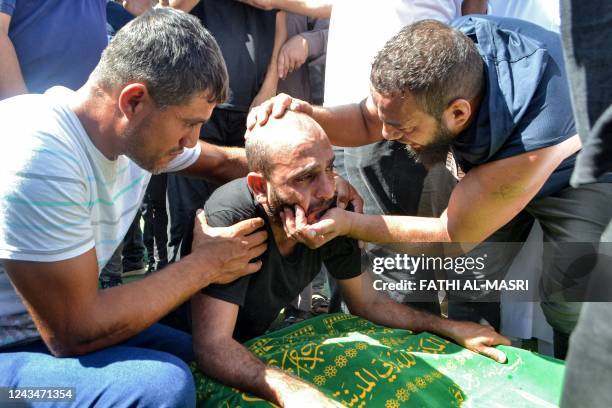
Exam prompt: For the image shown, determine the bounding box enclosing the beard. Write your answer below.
[266,187,294,225]
[266,187,335,225]
[405,120,455,168]
[123,122,174,175]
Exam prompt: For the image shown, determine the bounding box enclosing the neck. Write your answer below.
[269,217,298,257]
[69,83,122,160]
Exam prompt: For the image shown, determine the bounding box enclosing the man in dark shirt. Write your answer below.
[191,111,510,407]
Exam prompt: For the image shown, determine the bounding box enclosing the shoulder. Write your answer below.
[204,178,262,227]
[0,1,15,17]
[1,93,88,177]
[451,15,562,58]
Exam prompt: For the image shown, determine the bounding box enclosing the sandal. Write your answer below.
[311,294,329,315]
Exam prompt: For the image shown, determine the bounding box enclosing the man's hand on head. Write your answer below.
[246,93,313,132]
[190,210,268,284]
[446,320,511,363]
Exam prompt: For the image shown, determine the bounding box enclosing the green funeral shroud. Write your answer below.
[191,313,564,407]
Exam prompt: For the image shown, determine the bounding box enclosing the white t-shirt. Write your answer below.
[0,87,200,345]
[488,0,560,33]
[324,0,461,106]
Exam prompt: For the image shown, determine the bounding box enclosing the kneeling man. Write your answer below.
[191,112,510,407]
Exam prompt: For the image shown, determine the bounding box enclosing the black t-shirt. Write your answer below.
[202,178,362,342]
[191,1,276,111]
[450,16,579,199]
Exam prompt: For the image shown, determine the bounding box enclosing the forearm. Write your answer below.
[196,338,311,406]
[179,141,248,182]
[461,0,488,15]
[301,28,328,59]
[358,294,457,339]
[268,11,287,89]
[253,11,287,106]
[311,100,381,147]
[168,0,199,12]
[348,212,451,244]
[0,33,27,100]
[61,255,211,355]
[271,0,331,18]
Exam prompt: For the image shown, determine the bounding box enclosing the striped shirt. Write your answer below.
[0,87,201,346]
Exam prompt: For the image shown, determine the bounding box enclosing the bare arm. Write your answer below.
[461,0,488,15]
[277,18,328,79]
[339,274,511,362]
[178,141,248,182]
[168,0,199,12]
[289,135,582,251]
[192,293,339,406]
[340,273,457,334]
[311,94,383,146]
[251,93,382,146]
[250,11,288,108]
[121,0,157,16]
[0,12,27,100]
[330,135,583,245]
[5,214,267,357]
[236,0,331,19]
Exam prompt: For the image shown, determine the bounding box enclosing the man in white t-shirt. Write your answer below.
[0,9,270,407]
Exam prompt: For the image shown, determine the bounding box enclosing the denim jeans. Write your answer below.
[0,324,195,408]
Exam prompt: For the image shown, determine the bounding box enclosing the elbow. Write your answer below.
[344,298,374,321]
[40,322,90,357]
[44,318,131,358]
[207,149,246,184]
[45,335,91,358]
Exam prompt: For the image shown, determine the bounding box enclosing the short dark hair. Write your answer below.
[93,8,228,107]
[246,134,276,177]
[371,20,483,118]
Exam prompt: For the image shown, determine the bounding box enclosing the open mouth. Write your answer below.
[306,206,330,224]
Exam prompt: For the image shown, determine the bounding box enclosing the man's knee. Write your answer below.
[540,301,582,334]
[1,347,196,408]
[83,349,196,408]
[130,354,196,408]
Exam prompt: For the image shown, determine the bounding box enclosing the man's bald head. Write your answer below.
[246,111,329,177]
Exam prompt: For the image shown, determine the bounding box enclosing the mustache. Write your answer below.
[168,147,184,155]
[307,196,336,215]
[276,195,336,218]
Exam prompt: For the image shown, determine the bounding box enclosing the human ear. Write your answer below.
[442,98,472,132]
[247,172,268,205]
[117,83,151,120]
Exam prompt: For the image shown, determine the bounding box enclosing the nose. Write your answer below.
[381,123,402,141]
[315,173,335,201]
[179,126,201,149]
